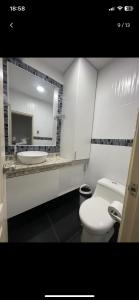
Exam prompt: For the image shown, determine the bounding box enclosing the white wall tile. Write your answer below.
[85,144,131,189]
[92,58,139,139]
[85,58,139,191]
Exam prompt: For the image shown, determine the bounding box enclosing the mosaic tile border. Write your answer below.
[91,138,133,147]
[33,136,52,141]
[3,58,63,155]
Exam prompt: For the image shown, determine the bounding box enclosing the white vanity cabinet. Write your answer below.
[58,163,84,196]
[6,162,85,218]
[61,58,97,160]
[7,169,60,218]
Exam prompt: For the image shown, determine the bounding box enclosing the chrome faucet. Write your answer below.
[14,144,17,160]
[13,142,23,160]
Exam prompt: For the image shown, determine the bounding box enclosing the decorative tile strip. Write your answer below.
[7,58,63,89]
[91,138,133,147]
[3,58,63,155]
[33,136,52,141]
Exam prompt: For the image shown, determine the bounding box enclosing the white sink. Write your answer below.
[17,151,48,165]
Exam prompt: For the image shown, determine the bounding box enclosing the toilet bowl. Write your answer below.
[79,178,125,242]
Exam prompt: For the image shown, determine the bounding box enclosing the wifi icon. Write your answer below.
[117,6,123,11]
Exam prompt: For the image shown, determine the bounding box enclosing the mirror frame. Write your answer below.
[3,58,63,156]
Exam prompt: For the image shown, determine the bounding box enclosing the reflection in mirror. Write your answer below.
[7,61,58,147]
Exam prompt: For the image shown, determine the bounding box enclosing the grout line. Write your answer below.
[90,71,98,145]
[66,228,82,243]
[46,213,61,243]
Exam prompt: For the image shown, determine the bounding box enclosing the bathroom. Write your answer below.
[0,57,139,243]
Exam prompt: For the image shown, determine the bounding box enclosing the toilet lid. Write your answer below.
[79,196,115,234]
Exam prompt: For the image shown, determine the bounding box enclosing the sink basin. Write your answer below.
[17,151,48,165]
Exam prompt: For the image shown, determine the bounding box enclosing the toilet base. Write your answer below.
[81,226,114,242]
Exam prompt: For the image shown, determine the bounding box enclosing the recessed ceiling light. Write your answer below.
[36,85,45,93]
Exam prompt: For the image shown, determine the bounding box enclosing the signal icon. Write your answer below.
[109,7,115,11]
[117,6,123,11]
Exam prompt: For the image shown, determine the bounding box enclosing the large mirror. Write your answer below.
[7,61,59,147]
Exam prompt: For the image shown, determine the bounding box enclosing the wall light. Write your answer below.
[0,69,3,80]
[36,85,45,93]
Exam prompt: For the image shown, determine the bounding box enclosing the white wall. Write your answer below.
[85,58,139,188]
[22,58,63,84]
[61,59,79,158]
[93,58,139,139]
[86,144,131,189]
[61,58,97,159]
[74,58,97,159]
[9,89,53,145]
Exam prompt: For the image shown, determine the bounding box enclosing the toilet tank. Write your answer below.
[94,178,125,203]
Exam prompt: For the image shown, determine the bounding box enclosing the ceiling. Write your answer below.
[8,62,55,104]
[38,57,114,73]
[87,58,114,70]
[8,58,114,100]
[37,58,75,73]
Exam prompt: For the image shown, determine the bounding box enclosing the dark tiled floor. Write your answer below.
[109,223,120,243]
[8,190,119,243]
[8,189,82,243]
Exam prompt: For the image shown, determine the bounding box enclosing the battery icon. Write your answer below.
[124,6,134,11]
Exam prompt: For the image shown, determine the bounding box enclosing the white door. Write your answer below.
[0,58,8,242]
[118,112,139,242]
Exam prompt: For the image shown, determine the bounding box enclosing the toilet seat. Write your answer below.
[79,196,115,235]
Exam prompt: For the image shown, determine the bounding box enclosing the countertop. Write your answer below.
[4,156,88,178]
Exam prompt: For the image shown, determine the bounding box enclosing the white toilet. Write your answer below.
[79,178,125,242]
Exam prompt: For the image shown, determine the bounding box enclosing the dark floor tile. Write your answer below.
[67,230,82,243]
[109,223,120,243]
[26,227,58,243]
[47,191,80,219]
[48,209,81,242]
[8,189,82,243]
[8,204,48,230]
[8,213,52,242]
[46,191,81,242]
[47,191,80,216]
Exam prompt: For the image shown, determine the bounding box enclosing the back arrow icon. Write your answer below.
[10,23,13,28]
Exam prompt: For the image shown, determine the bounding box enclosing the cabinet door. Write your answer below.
[7,169,59,218]
[61,59,79,159]
[75,58,97,159]
[59,164,85,196]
